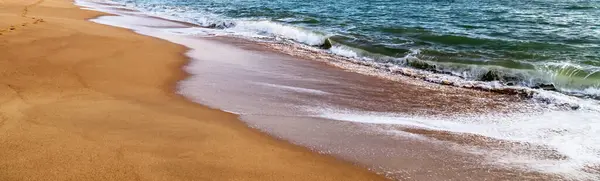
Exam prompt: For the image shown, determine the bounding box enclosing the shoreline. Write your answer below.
[0,0,388,180]
[74,0,592,180]
[3,0,598,180]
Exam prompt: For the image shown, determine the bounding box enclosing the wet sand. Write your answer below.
[72,0,573,179]
[0,0,388,180]
[176,37,563,181]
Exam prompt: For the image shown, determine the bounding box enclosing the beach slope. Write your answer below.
[0,0,387,180]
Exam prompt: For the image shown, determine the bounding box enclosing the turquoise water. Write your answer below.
[115,0,600,97]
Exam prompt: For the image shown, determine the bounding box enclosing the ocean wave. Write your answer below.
[227,20,328,46]
[106,0,600,100]
[115,0,329,46]
[275,17,320,24]
[270,41,596,110]
[564,5,597,10]
[329,45,361,59]
[79,1,600,179]
[322,42,600,100]
[243,24,600,100]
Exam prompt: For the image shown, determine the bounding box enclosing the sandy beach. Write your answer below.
[3,0,599,180]
[0,0,388,180]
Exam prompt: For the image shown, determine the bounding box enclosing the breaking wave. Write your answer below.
[78,1,600,179]
[109,0,600,101]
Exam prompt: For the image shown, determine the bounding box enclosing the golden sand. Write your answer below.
[0,0,388,180]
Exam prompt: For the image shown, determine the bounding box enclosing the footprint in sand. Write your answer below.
[1,0,47,34]
[32,19,45,24]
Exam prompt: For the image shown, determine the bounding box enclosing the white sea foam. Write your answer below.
[330,45,360,58]
[571,87,600,98]
[76,1,600,179]
[108,0,329,46]
[227,21,327,46]
[313,108,600,180]
[253,82,331,95]
[83,0,600,99]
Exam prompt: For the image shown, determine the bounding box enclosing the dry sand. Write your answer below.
[0,0,388,180]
